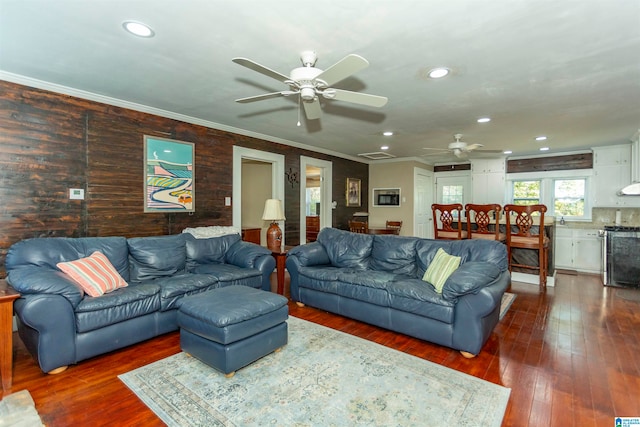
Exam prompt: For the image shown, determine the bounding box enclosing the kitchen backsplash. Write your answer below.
[592,207,640,227]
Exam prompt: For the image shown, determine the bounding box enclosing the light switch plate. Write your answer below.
[225,196,231,206]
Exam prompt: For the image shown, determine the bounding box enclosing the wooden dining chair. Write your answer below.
[385,220,402,235]
[464,204,506,242]
[503,204,549,287]
[348,220,368,234]
[431,203,467,240]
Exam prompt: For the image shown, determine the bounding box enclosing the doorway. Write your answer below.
[233,146,285,245]
[300,156,333,244]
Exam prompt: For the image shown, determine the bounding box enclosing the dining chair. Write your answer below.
[431,203,467,240]
[348,220,368,234]
[464,204,506,241]
[503,204,549,287]
[385,220,403,234]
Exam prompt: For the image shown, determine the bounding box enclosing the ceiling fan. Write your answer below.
[423,134,499,159]
[232,51,388,120]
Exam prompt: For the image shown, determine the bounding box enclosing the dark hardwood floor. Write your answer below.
[5,273,640,426]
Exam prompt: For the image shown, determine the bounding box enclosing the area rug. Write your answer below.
[0,390,45,427]
[120,317,510,427]
[500,292,516,320]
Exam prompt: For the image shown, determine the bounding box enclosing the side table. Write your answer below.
[0,279,19,392]
[271,246,294,295]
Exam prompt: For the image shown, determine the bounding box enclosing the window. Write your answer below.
[554,179,585,217]
[442,185,464,205]
[507,172,591,220]
[512,180,540,205]
[305,187,321,215]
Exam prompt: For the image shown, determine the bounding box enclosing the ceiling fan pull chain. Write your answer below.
[297,95,301,127]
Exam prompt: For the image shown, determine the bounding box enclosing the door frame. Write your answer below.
[300,155,333,244]
[232,146,285,242]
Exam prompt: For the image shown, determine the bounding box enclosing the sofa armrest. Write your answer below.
[225,241,275,291]
[7,267,85,308]
[451,271,510,355]
[14,294,77,373]
[441,262,501,301]
[287,242,331,267]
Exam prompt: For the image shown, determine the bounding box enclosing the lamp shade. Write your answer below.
[262,199,285,221]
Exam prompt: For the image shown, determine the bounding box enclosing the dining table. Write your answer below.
[367,227,400,235]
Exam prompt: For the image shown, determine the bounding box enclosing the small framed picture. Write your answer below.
[346,178,361,207]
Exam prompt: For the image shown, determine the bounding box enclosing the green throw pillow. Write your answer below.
[422,248,461,293]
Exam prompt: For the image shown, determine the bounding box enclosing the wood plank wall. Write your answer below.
[0,80,367,274]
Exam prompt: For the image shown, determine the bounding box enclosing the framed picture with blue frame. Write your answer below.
[144,135,195,213]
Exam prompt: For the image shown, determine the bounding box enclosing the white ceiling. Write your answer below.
[1,1,639,163]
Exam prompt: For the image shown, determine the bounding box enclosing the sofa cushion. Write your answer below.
[57,251,128,297]
[317,228,373,269]
[370,235,417,275]
[128,234,186,282]
[422,248,461,293]
[5,236,130,281]
[441,262,501,301]
[387,279,455,324]
[184,233,241,270]
[146,273,220,311]
[74,283,161,333]
[190,263,262,288]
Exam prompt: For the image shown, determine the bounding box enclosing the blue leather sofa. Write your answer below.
[5,233,275,373]
[286,228,510,357]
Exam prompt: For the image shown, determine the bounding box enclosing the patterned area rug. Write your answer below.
[500,292,516,320]
[120,317,510,427]
[0,390,45,427]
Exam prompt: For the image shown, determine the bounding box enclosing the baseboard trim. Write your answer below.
[511,272,555,287]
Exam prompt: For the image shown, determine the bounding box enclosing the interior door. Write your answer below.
[414,167,433,238]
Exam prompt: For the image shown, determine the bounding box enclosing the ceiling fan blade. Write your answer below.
[314,54,369,86]
[232,57,290,83]
[235,91,295,103]
[324,88,388,107]
[302,98,322,120]
[465,143,485,151]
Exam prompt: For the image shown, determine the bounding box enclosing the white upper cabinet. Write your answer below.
[592,144,639,207]
[471,158,506,205]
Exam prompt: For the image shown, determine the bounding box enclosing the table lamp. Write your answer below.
[262,199,285,251]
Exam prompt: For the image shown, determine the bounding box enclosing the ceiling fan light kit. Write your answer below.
[233,50,388,120]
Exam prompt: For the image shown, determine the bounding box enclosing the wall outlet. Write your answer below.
[69,188,84,200]
[225,196,231,206]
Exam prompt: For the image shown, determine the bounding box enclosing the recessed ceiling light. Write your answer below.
[380,145,389,150]
[123,21,155,38]
[535,136,547,141]
[540,147,550,151]
[477,117,491,123]
[503,150,513,154]
[382,131,394,136]
[428,67,450,79]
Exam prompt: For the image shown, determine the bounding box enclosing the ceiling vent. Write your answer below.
[357,151,396,160]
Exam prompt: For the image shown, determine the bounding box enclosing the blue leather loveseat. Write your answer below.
[286,228,510,357]
[5,232,275,373]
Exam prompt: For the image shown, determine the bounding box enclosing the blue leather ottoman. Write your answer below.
[177,285,288,377]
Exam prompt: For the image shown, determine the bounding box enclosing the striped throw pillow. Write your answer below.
[57,251,128,297]
[422,248,461,293]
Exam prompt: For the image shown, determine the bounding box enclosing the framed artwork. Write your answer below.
[144,135,194,213]
[346,177,361,207]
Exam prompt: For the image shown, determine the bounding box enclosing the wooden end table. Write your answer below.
[271,246,294,295]
[0,279,19,392]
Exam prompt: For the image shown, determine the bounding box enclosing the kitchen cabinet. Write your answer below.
[632,129,640,183]
[471,158,505,204]
[554,227,602,274]
[593,144,639,207]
